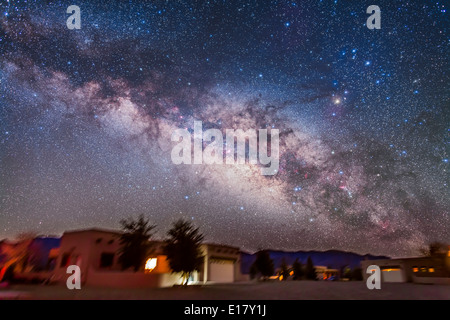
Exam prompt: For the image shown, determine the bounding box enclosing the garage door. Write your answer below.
[381,268,404,282]
[209,259,234,283]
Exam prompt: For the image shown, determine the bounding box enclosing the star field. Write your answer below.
[0,0,448,257]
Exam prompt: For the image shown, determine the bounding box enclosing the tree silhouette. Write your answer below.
[292,258,303,280]
[343,266,352,279]
[279,258,290,281]
[419,242,447,257]
[351,267,363,281]
[118,214,156,271]
[305,256,316,280]
[164,219,204,285]
[249,263,258,280]
[251,250,274,280]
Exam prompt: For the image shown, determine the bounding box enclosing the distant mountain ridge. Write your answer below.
[240,249,390,274]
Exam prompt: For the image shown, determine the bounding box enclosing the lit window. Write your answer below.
[429,267,435,273]
[289,271,293,276]
[145,258,157,271]
[382,268,400,272]
[412,267,418,273]
[420,267,427,272]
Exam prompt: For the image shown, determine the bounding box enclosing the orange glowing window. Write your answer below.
[428,268,435,273]
[420,267,427,272]
[382,268,400,272]
[289,271,293,276]
[145,258,157,272]
[412,267,418,272]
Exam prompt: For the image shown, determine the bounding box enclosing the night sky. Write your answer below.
[0,1,448,257]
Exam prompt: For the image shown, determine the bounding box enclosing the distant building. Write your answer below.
[315,266,339,280]
[0,237,60,282]
[361,246,450,285]
[271,264,339,281]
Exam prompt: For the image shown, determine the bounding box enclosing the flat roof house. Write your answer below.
[50,228,245,288]
[361,247,450,285]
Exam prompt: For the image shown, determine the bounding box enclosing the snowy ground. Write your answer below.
[1,281,449,300]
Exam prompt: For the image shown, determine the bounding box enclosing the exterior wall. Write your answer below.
[198,243,242,283]
[412,276,450,285]
[86,233,122,271]
[53,229,122,284]
[85,268,184,288]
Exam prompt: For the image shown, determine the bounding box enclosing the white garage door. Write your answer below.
[209,259,234,283]
[381,268,404,282]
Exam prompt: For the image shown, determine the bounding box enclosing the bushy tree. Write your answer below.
[305,256,316,280]
[118,214,156,271]
[420,242,447,257]
[249,263,258,280]
[251,250,274,280]
[279,258,290,281]
[292,258,303,280]
[351,267,363,281]
[343,266,352,279]
[164,219,204,285]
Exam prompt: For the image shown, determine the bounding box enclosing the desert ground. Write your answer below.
[1,281,449,300]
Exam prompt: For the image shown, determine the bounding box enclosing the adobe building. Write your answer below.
[49,228,245,288]
[361,247,450,285]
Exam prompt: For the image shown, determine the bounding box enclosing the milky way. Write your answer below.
[0,1,448,257]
